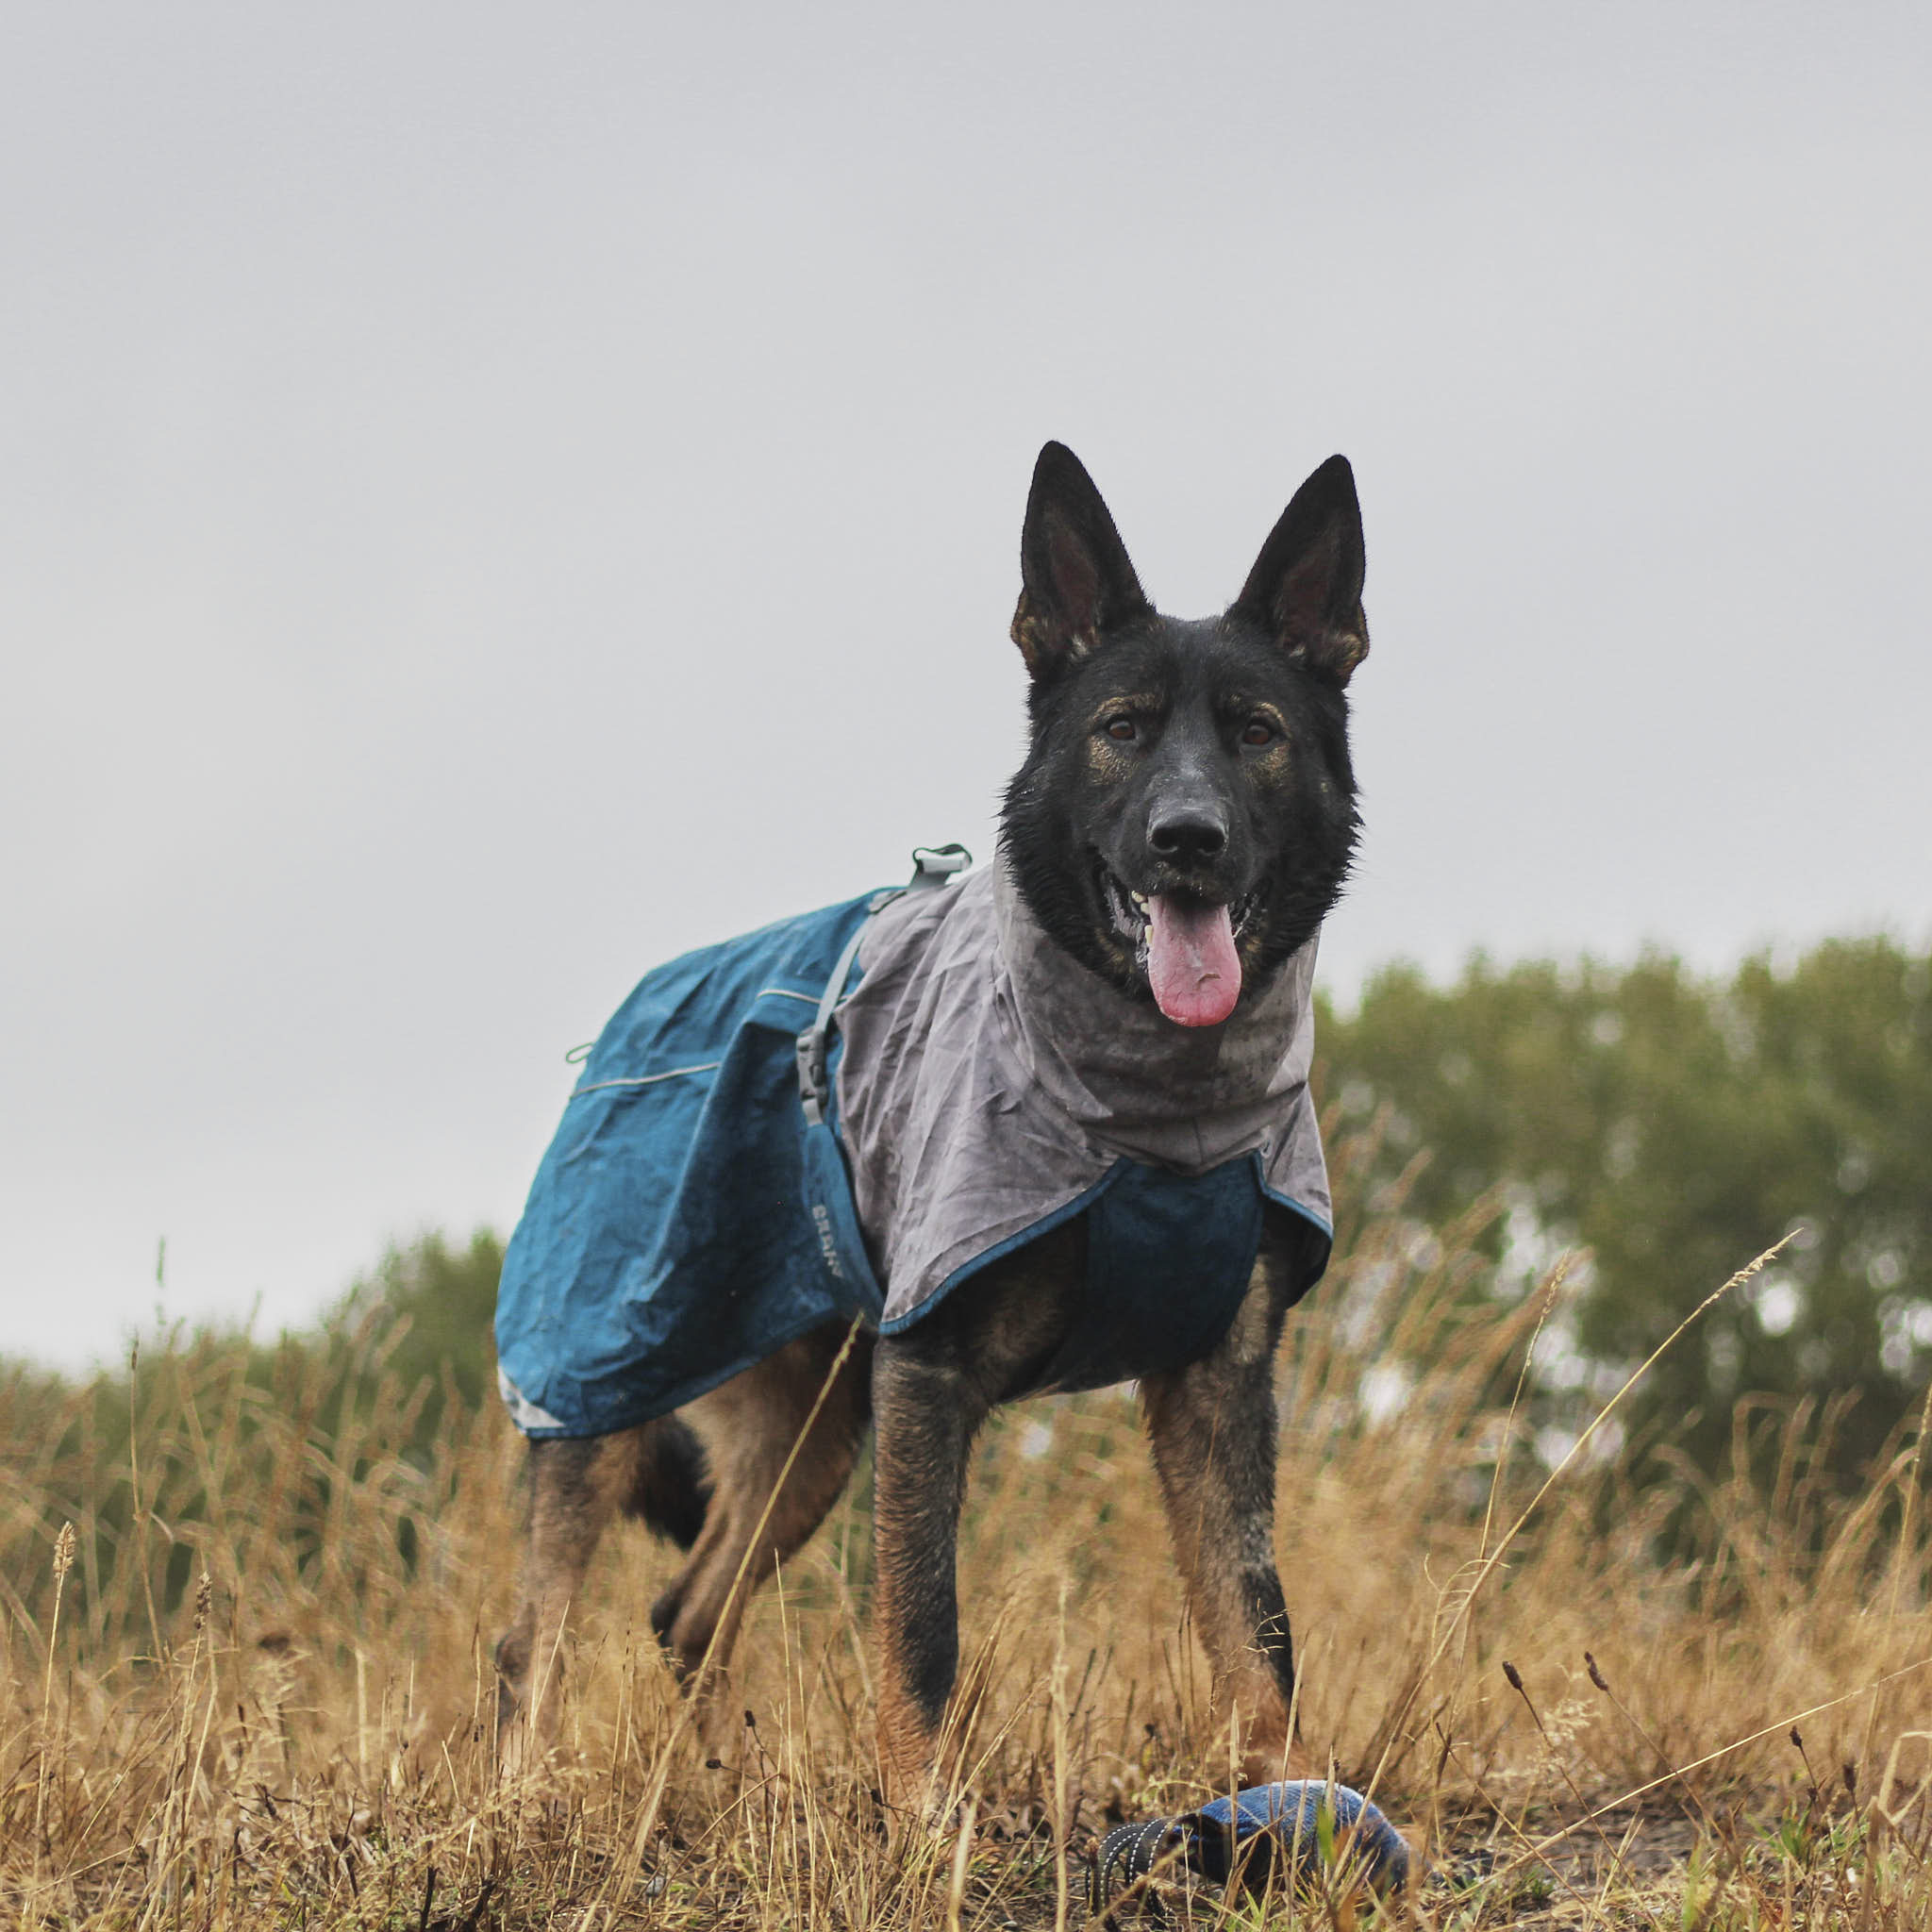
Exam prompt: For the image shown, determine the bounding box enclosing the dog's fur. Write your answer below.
[493,443,1369,1800]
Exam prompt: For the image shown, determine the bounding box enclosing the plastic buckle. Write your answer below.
[795,1028,828,1126]
[909,842,972,886]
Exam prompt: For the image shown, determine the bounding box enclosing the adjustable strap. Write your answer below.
[794,844,970,1126]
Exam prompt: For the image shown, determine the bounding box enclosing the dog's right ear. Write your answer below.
[1011,442,1150,679]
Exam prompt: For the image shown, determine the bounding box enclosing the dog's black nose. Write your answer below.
[1147,805,1228,862]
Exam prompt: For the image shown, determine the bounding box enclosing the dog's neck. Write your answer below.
[990,860,1319,1174]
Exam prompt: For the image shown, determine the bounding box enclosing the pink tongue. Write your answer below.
[1145,894,1242,1027]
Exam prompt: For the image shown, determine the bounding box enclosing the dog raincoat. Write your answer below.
[495,860,1332,1438]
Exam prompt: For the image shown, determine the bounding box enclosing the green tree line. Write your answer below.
[1314,933,1932,1491]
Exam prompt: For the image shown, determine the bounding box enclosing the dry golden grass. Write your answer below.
[5,1139,1930,1928]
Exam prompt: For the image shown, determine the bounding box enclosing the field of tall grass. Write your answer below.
[5,1126,1929,1928]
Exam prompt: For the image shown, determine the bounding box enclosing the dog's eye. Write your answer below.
[1105,717,1138,743]
[1241,719,1277,747]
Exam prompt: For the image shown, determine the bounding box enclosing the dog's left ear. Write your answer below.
[1011,441,1151,679]
[1230,456,1369,686]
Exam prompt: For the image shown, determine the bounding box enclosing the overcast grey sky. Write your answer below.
[4,2,1927,1370]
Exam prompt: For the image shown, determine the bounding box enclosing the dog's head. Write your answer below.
[1001,442,1367,1027]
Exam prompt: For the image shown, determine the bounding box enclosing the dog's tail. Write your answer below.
[620,1416,712,1550]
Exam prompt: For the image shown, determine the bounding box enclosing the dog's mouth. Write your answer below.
[1098,863,1258,1028]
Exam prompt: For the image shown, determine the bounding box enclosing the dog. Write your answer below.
[491,441,1368,1806]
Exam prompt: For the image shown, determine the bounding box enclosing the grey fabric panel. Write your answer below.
[836,863,1330,1325]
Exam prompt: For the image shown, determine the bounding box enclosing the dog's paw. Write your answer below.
[874,1762,969,1842]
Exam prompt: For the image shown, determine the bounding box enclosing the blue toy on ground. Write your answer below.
[1091,1779,1408,1913]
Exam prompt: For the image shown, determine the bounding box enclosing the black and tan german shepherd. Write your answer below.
[494,442,1368,1803]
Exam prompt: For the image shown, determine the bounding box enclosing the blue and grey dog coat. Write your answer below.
[495,858,1333,1438]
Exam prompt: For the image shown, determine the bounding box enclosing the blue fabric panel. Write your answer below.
[1043,1154,1268,1391]
[494,895,877,1437]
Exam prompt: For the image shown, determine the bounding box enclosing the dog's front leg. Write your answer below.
[1140,1338,1306,1786]
[870,1340,988,1808]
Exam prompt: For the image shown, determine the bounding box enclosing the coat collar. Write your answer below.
[990,858,1319,1173]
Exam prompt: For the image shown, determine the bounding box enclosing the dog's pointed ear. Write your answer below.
[1010,442,1150,678]
[1230,455,1369,686]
